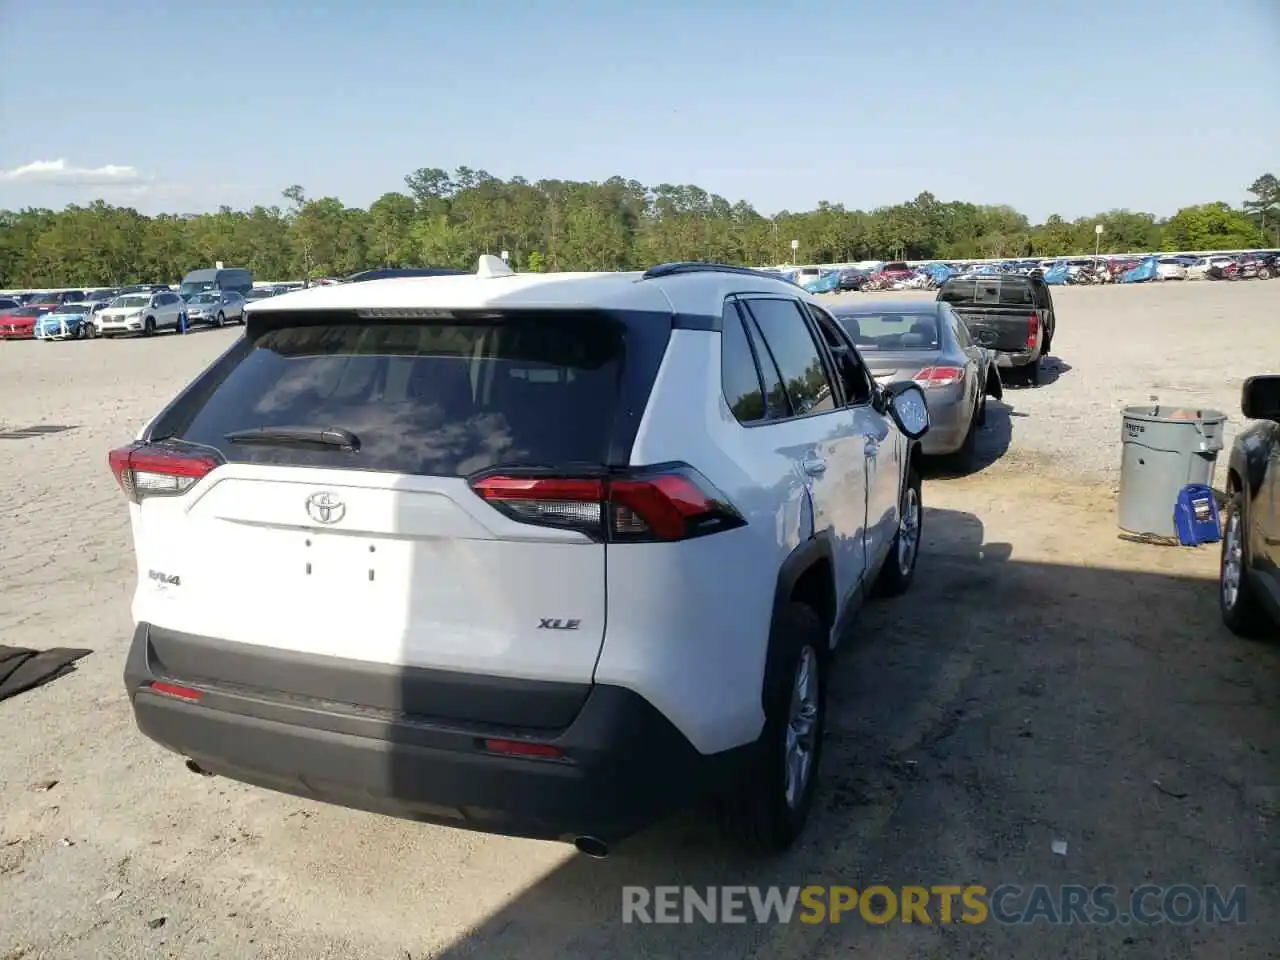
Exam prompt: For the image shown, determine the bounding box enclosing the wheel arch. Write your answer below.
[771,534,837,654]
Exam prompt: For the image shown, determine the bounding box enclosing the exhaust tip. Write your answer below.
[184,758,214,776]
[573,836,609,859]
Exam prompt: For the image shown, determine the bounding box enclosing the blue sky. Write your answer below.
[1,0,1276,221]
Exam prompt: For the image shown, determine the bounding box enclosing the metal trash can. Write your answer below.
[1118,404,1226,538]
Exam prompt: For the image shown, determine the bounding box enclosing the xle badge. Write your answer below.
[538,618,581,630]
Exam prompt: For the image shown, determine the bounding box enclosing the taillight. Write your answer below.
[1026,314,1039,349]
[913,365,964,388]
[470,463,746,542]
[482,739,567,761]
[108,442,222,503]
[148,681,202,702]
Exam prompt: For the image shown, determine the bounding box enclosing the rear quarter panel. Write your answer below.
[597,328,810,754]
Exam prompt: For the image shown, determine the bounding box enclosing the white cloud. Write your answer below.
[0,158,154,186]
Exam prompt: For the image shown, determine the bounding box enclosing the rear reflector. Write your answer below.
[108,442,222,503]
[149,681,202,702]
[471,464,746,542]
[482,739,566,760]
[913,366,964,388]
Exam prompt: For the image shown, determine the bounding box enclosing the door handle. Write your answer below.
[802,458,827,476]
[864,437,879,457]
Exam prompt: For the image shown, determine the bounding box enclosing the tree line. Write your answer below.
[1,169,1275,288]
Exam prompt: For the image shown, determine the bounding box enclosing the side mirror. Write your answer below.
[883,381,930,439]
[1241,375,1280,421]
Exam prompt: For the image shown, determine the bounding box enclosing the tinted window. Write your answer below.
[807,303,873,405]
[834,309,940,350]
[743,298,835,417]
[946,306,974,347]
[173,314,625,477]
[939,279,1032,306]
[720,302,766,424]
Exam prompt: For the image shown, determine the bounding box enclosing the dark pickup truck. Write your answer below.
[936,274,1056,385]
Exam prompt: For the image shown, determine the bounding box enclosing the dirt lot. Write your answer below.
[1,281,1278,959]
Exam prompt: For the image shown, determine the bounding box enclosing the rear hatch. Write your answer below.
[121,311,641,722]
[938,277,1037,352]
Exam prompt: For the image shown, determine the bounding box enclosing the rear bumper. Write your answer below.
[124,624,747,844]
[993,345,1040,368]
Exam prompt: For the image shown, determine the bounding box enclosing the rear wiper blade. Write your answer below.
[224,426,360,451]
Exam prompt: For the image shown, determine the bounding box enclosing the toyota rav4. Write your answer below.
[113,258,930,856]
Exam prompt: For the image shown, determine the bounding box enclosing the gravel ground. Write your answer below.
[1,282,1278,960]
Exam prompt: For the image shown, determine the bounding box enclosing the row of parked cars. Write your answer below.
[0,283,298,341]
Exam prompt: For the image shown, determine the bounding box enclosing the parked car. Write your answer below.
[1156,258,1188,280]
[111,258,931,856]
[936,273,1056,384]
[35,300,105,340]
[1221,375,1280,636]
[829,300,1002,466]
[184,290,245,327]
[0,303,54,340]
[1186,256,1237,280]
[25,290,86,307]
[836,268,871,291]
[243,288,278,304]
[97,290,187,337]
[0,297,21,311]
[872,261,914,283]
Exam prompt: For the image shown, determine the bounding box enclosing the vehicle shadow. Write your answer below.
[924,399,1022,478]
[409,506,1280,960]
[1002,356,1072,389]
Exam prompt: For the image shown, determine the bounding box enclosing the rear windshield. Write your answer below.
[172,314,625,477]
[833,310,939,350]
[939,278,1033,306]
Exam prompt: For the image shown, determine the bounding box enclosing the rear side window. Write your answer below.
[720,302,766,424]
[171,313,626,477]
[742,298,835,417]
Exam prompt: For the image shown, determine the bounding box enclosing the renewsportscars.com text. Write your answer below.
[621,884,1247,925]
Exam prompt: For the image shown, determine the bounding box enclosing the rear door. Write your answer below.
[740,296,869,607]
[131,312,631,684]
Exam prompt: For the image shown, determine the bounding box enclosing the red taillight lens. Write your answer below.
[471,464,746,542]
[482,739,566,760]
[149,681,202,702]
[1026,314,1039,349]
[913,365,965,388]
[108,442,222,503]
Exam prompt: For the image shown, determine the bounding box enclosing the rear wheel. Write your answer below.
[719,602,827,852]
[1024,356,1042,386]
[1220,490,1270,637]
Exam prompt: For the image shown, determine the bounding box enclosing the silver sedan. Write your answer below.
[183,290,245,327]
[829,300,1003,464]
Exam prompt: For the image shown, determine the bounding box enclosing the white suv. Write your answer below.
[112,258,930,855]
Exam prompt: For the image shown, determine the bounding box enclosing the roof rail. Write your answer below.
[642,261,784,281]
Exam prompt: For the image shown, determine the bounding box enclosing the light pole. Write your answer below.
[1094,224,1103,259]
[790,239,799,265]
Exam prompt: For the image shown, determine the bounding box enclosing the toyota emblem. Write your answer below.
[305,491,346,525]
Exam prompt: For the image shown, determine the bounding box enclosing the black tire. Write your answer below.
[1220,489,1270,637]
[947,401,980,472]
[1024,356,1042,386]
[143,316,156,337]
[719,602,827,853]
[215,311,225,328]
[874,462,923,597]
